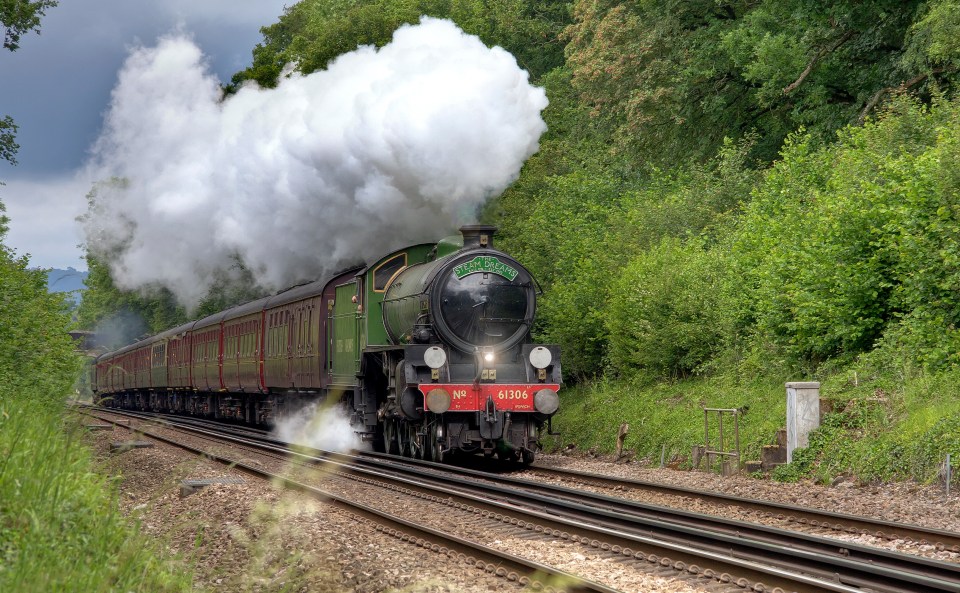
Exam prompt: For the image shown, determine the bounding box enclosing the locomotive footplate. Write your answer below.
[424,383,560,412]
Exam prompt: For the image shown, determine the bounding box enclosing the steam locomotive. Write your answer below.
[92,226,561,463]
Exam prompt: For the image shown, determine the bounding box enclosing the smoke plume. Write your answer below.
[80,18,548,307]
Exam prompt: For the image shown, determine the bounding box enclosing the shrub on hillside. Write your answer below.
[606,238,731,380]
[503,171,625,380]
[732,97,960,370]
[0,209,78,402]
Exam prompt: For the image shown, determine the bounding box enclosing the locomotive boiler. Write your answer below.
[92,225,561,463]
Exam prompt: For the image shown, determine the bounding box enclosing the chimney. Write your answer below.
[460,225,497,249]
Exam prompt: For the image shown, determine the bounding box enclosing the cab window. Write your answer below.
[373,254,406,292]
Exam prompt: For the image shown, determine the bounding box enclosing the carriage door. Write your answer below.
[329,281,360,386]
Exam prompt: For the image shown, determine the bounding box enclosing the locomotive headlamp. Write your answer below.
[482,347,495,364]
[424,346,447,369]
[534,389,560,415]
[426,388,451,414]
[529,346,552,370]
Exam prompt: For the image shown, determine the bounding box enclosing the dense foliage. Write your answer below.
[0,207,77,399]
[1,8,197,586]
[733,98,960,370]
[228,0,570,91]
[0,115,17,165]
[1,0,57,51]
[0,406,194,592]
[564,0,960,165]
[76,252,268,348]
[0,202,195,591]
[511,95,960,381]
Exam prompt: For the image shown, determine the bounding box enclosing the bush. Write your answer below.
[499,137,759,382]
[732,96,960,370]
[0,218,79,403]
[606,238,731,380]
[501,171,627,379]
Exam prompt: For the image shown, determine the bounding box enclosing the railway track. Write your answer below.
[519,465,960,552]
[81,407,616,593]
[81,406,960,593]
[350,455,960,593]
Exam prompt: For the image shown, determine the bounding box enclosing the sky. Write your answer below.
[0,1,291,270]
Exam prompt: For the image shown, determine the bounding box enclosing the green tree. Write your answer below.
[0,3,72,396]
[76,250,271,345]
[0,115,17,165]
[501,171,626,379]
[229,0,570,90]
[731,96,960,370]
[1,0,57,51]
[487,65,621,238]
[564,0,960,166]
[74,254,187,347]
[496,134,759,381]
[606,237,731,380]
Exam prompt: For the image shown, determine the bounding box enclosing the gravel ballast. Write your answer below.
[87,427,515,592]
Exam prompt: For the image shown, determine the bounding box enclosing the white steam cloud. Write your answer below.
[82,17,548,307]
[272,403,365,453]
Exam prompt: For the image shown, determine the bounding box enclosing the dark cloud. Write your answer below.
[0,0,288,268]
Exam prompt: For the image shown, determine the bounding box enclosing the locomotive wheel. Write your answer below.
[408,424,423,459]
[521,449,536,465]
[423,426,434,461]
[383,420,399,455]
[429,424,446,464]
[397,421,410,457]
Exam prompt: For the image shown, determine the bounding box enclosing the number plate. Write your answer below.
[425,384,560,412]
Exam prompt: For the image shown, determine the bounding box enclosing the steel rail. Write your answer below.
[522,464,960,551]
[346,457,960,593]
[354,454,960,591]
[88,409,838,592]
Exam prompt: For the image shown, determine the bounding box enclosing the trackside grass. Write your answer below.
[545,366,960,487]
[0,398,193,593]
[544,376,785,467]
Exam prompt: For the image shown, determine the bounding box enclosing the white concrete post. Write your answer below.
[785,382,820,463]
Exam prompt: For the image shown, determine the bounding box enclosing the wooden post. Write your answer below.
[692,445,704,469]
[615,422,629,459]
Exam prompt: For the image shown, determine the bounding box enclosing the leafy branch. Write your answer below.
[858,67,952,123]
[782,29,857,95]
[1,0,58,51]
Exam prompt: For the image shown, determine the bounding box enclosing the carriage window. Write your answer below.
[373,254,406,292]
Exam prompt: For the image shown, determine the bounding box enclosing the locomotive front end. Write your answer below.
[380,226,561,463]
